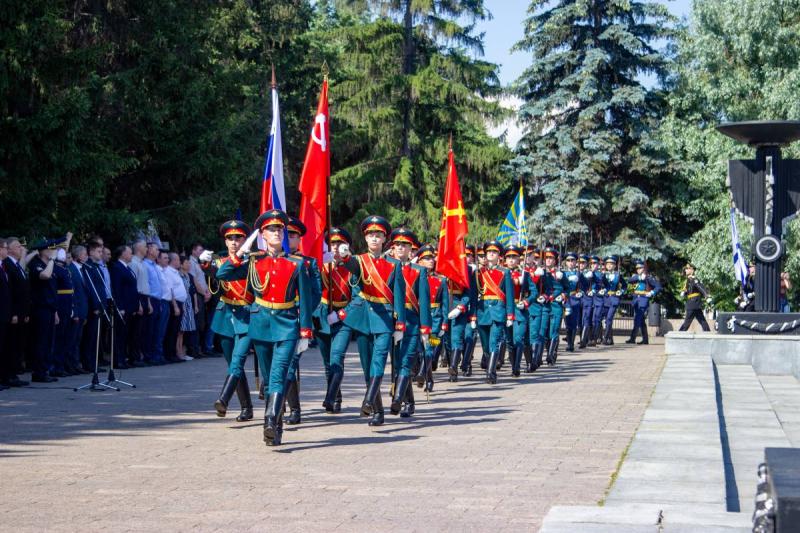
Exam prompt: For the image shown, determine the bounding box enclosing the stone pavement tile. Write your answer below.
[0,338,664,532]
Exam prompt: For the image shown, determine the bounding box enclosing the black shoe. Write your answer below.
[235,374,254,422]
[368,391,384,426]
[638,325,649,345]
[361,376,382,417]
[400,384,415,418]
[625,337,636,344]
[214,375,239,417]
[285,379,301,425]
[480,352,488,370]
[579,326,590,349]
[532,342,544,371]
[448,349,461,379]
[116,362,131,370]
[263,392,284,446]
[465,364,472,377]
[31,374,58,383]
[132,360,148,368]
[333,387,342,413]
[50,370,67,378]
[485,351,499,384]
[7,377,29,387]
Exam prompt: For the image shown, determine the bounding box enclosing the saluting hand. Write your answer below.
[237,230,260,258]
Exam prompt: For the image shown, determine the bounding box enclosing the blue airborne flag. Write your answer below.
[497,182,528,247]
[730,208,748,287]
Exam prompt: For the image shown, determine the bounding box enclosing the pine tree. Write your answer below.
[511,0,680,259]
[325,0,511,243]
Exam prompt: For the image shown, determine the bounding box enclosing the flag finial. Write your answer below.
[448,133,453,151]
[321,60,329,81]
[271,64,277,89]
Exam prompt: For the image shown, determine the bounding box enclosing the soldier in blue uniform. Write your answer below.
[626,259,661,345]
[416,245,450,389]
[587,255,606,347]
[504,245,537,377]
[326,215,406,427]
[561,252,585,352]
[388,229,431,418]
[318,228,354,414]
[541,247,568,365]
[199,220,254,423]
[475,241,514,384]
[525,254,546,371]
[600,256,627,346]
[577,254,594,349]
[28,237,67,382]
[216,210,314,446]
[284,216,323,425]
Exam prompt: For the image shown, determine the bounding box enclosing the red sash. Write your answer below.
[404,267,420,313]
[359,254,394,304]
[481,269,505,300]
[330,265,350,301]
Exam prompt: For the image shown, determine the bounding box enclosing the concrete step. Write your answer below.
[540,503,751,532]
[759,374,800,446]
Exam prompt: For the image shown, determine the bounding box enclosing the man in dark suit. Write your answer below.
[2,237,30,387]
[110,245,140,368]
[67,246,90,373]
[0,239,11,390]
[80,242,108,374]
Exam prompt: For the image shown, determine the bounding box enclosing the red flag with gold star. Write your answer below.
[436,140,469,289]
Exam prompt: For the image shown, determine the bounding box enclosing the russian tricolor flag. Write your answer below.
[259,68,289,251]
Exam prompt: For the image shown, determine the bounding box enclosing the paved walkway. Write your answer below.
[0,339,664,532]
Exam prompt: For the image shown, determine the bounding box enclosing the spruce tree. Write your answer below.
[511,0,679,259]
[325,0,511,243]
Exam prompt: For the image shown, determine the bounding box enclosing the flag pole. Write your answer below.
[324,67,333,315]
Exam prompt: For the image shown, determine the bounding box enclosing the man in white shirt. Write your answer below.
[163,252,186,362]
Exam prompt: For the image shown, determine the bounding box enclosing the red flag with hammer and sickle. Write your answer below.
[436,142,469,289]
[298,79,330,268]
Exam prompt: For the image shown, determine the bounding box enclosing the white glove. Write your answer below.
[680,290,686,298]
[583,272,592,279]
[599,289,607,296]
[393,330,404,344]
[505,319,513,328]
[470,321,477,330]
[199,250,213,263]
[447,308,461,320]
[588,290,595,296]
[565,306,572,316]
[536,295,546,303]
[516,301,525,309]
[327,311,339,325]
[56,248,66,262]
[555,271,563,280]
[295,338,309,354]
[647,290,655,298]
[746,292,755,300]
[338,243,351,258]
[706,297,713,304]
[575,291,583,298]
[421,334,430,348]
[534,267,544,276]
[237,229,259,257]
[323,252,334,264]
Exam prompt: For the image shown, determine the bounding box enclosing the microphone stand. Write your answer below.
[101,298,135,389]
[75,262,118,392]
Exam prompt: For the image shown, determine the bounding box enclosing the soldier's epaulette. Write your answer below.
[285,255,304,266]
[496,266,509,272]
[410,263,426,273]
[250,250,267,258]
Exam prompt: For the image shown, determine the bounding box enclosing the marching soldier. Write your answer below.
[588,255,607,347]
[525,254,546,372]
[318,228,354,414]
[541,246,567,365]
[389,229,431,418]
[199,220,254,423]
[476,245,486,268]
[504,245,536,377]
[679,263,713,332]
[415,245,449,390]
[456,245,479,378]
[324,215,406,427]
[577,254,594,348]
[284,216,323,425]
[475,241,514,384]
[626,259,661,345]
[216,209,314,446]
[561,252,584,352]
[600,256,627,346]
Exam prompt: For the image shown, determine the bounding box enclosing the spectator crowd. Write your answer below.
[0,234,222,388]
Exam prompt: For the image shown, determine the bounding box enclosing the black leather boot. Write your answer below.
[448,349,461,382]
[369,389,384,426]
[532,342,544,370]
[625,326,637,344]
[497,342,506,369]
[263,392,284,446]
[511,345,523,377]
[461,336,474,374]
[285,378,301,425]
[637,324,649,345]
[400,382,415,418]
[590,324,601,347]
[214,375,239,417]
[235,374,253,422]
[546,339,558,366]
[566,330,575,352]
[361,376,382,417]
[415,356,429,388]
[425,364,434,392]
[440,347,451,370]
[323,371,343,413]
[334,387,342,413]
[391,375,410,415]
[480,349,488,370]
[579,326,590,349]
[603,326,614,345]
[485,351,499,384]
[258,379,265,400]
[430,343,441,371]
[524,345,533,373]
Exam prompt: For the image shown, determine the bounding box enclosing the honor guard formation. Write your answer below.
[192,210,676,448]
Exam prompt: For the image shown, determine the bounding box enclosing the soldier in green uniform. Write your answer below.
[475,241,514,384]
[199,220,255,422]
[216,209,314,446]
